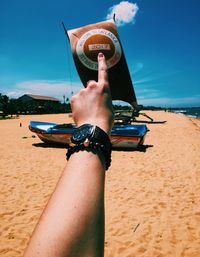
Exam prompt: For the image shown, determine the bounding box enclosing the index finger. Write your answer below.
[98,52,109,86]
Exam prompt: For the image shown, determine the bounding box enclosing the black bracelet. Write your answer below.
[66,141,111,170]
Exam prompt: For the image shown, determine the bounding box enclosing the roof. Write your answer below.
[22,94,60,102]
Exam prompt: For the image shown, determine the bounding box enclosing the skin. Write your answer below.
[23,52,114,257]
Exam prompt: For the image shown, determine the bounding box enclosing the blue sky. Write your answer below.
[0,0,199,107]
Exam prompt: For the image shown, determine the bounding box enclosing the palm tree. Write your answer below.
[0,94,9,118]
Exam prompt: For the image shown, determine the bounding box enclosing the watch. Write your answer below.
[66,124,112,170]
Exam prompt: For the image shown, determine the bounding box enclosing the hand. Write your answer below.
[70,52,114,134]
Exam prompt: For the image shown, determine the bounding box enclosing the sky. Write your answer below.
[0,0,200,107]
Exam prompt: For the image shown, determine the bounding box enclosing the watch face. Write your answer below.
[72,125,93,143]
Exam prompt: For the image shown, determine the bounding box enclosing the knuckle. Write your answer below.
[70,95,76,104]
[86,80,92,86]
[79,89,85,95]
[104,81,109,88]
[99,81,109,89]
[87,82,97,90]
[86,80,96,88]
[99,66,107,72]
[86,80,98,90]
[71,91,85,102]
[97,83,104,91]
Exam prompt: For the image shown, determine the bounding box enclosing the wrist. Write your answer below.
[76,121,112,135]
[68,145,107,170]
[66,124,112,170]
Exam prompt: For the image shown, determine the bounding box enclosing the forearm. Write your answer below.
[24,151,105,257]
[24,52,113,257]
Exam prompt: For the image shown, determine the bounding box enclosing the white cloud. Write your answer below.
[106,1,139,26]
[136,87,200,107]
[4,80,200,107]
[137,88,161,99]
[6,91,26,99]
[138,96,200,107]
[132,62,143,75]
[6,80,82,100]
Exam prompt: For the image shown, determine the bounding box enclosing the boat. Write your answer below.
[29,20,150,149]
[29,121,149,149]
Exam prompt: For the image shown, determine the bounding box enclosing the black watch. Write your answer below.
[66,124,112,170]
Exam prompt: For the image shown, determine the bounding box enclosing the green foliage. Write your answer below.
[0,93,72,117]
[0,94,9,118]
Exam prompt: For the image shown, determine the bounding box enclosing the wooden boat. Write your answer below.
[29,121,148,149]
[29,20,156,149]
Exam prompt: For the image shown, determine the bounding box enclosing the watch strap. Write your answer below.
[66,125,112,170]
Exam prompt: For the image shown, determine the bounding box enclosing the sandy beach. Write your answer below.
[0,111,200,257]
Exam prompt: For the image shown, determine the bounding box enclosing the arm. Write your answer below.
[23,53,114,257]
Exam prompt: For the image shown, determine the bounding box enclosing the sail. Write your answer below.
[66,19,137,107]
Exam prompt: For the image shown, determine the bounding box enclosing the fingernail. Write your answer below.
[98,52,104,58]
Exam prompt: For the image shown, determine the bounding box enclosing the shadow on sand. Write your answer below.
[32,142,153,152]
[112,144,153,152]
[32,142,67,149]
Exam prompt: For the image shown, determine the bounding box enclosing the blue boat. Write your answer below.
[29,121,149,149]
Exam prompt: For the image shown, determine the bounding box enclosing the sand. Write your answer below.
[0,111,200,257]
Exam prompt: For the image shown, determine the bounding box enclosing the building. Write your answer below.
[18,94,61,114]
[19,94,60,103]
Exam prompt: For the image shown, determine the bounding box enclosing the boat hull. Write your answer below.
[29,121,148,149]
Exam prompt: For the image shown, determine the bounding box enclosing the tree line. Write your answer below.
[0,93,166,119]
[0,94,71,118]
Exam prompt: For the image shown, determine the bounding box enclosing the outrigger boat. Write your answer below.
[29,19,154,149]
[29,121,148,149]
[62,18,166,124]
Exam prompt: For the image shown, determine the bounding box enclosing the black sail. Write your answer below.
[66,19,137,107]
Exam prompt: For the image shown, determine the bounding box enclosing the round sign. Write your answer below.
[76,29,122,70]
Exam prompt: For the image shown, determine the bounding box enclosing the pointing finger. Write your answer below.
[98,52,109,87]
